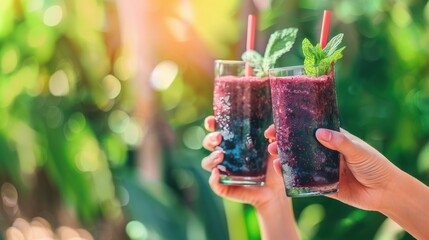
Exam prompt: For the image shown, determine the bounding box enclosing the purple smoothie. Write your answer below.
[270,70,340,196]
[214,76,272,183]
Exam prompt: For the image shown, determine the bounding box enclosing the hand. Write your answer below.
[202,117,300,240]
[265,125,401,211]
[201,116,285,209]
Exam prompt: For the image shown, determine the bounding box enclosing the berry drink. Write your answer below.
[269,65,340,197]
[214,60,272,186]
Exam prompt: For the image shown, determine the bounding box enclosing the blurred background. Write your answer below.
[1,0,429,239]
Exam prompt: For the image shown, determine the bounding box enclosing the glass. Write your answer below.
[269,65,340,197]
[213,60,272,186]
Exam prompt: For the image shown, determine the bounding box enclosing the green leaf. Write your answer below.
[322,46,345,66]
[241,28,298,76]
[241,50,263,69]
[302,38,317,76]
[263,28,298,71]
[302,38,314,60]
[323,33,344,56]
[302,34,345,76]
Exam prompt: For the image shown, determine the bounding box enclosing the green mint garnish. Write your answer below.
[241,28,298,77]
[302,33,345,76]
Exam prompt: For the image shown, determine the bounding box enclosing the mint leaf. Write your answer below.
[241,50,264,76]
[263,28,298,70]
[323,33,344,56]
[322,46,345,67]
[302,38,318,76]
[242,50,263,68]
[241,27,298,76]
[302,33,345,76]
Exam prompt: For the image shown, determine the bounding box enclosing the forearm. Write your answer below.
[256,194,300,240]
[379,171,429,239]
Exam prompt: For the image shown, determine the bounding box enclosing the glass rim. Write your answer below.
[215,60,245,65]
[269,65,304,73]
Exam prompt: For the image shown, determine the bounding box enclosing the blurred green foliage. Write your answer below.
[1,0,429,239]
[0,0,127,229]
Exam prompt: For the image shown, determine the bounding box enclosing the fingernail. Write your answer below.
[212,150,222,163]
[210,133,220,143]
[268,143,277,155]
[317,129,332,142]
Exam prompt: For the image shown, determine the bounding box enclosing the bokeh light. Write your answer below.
[43,5,63,27]
[102,74,122,99]
[118,186,130,207]
[27,0,45,12]
[0,0,14,38]
[150,60,179,90]
[49,70,69,96]
[126,221,148,240]
[160,76,184,110]
[374,218,405,239]
[391,2,411,28]
[182,126,205,150]
[121,119,144,147]
[13,122,38,175]
[297,204,325,239]
[1,44,19,74]
[74,141,100,172]
[113,56,134,81]
[108,110,130,134]
[67,112,86,134]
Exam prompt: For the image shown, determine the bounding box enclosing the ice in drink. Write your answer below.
[269,66,340,196]
[214,61,272,186]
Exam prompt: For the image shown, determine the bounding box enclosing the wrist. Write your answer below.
[377,169,429,239]
[377,168,410,214]
[255,192,300,240]
[255,191,291,215]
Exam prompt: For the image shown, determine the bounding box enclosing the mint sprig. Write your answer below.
[241,28,298,77]
[302,33,345,77]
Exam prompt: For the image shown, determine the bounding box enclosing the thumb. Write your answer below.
[315,128,365,163]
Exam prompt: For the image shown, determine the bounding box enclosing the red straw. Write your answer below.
[245,14,256,76]
[319,10,331,49]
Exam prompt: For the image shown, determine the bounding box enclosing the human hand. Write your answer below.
[266,125,429,239]
[265,125,401,211]
[201,116,286,209]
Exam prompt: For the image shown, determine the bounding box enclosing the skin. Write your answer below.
[202,116,300,240]
[266,124,429,240]
[203,116,429,239]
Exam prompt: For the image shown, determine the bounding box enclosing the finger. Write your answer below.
[204,116,215,132]
[264,124,276,140]
[208,168,238,198]
[272,158,282,177]
[201,150,223,171]
[208,168,262,203]
[208,168,221,190]
[315,128,365,163]
[268,142,278,156]
[202,132,222,151]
